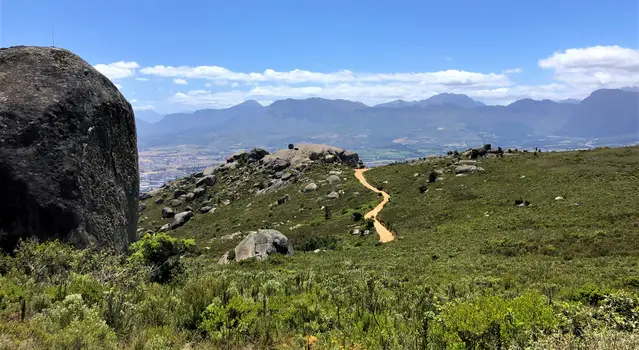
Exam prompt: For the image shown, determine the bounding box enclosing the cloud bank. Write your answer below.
[95,45,639,110]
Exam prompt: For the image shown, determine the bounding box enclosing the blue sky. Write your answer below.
[2,0,638,114]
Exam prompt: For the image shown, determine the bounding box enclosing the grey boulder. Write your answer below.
[0,46,139,252]
[169,211,193,230]
[234,229,293,261]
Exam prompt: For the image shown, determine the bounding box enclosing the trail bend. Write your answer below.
[354,168,394,243]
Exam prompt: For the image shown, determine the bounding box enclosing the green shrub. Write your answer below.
[12,240,78,284]
[199,296,258,342]
[227,249,236,262]
[31,294,117,350]
[440,292,558,348]
[67,273,104,306]
[352,211,363,221]
[128,233,197,283]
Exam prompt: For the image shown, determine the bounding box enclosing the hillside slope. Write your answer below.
[3,146,639,349]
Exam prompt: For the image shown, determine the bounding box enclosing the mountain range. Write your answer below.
[135,89,639,151]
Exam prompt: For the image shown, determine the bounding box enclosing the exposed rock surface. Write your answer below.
[0,46,139,252]
[234,229,293,261]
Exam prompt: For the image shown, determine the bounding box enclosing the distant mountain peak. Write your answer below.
[558,98,581,104]
[375,94,485,108]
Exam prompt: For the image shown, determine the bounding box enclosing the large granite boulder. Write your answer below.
[0,46,139,252]
[234,229,293,261]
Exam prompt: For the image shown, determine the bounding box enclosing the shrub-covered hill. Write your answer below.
[136,144,379,258]
[1,146,639,349]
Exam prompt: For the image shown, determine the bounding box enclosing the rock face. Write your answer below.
[0,46,139,252]
[234,229,293,261]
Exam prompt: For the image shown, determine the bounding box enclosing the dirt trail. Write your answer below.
[354,169,394,243]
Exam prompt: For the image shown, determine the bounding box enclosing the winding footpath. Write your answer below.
[354,169,394,243]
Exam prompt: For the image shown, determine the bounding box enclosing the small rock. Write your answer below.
[277,194,291,205]
[352,228,361,235]
[326,191,340,199]
[185,206,193,212]
[329,170,342,176]
[169,199,182,207]
[413,173,420,177]
[200,206,213,213]
[456,173,467,177]
[178,195,187,202]
[327,174,341,185]
[303,183,318,193]
[217,252,229,265]
[289,224,302,230]
[555,196,565,200]
[455,165,484,174]
[196,175,217,187]
[222,199,231,206]
[162,207,175,219]
[138,203,147,212]
[313,249,320,253]
[324,154,336,163]
[208,207,217,214]
[281,172,293,181]
[169,211,193,229]
[185,192,195,201]
[363,230,370,236]
[173,189,186,199]
[139,192,152,200]
[155,198,164,205]
[159,223,170,231]
[193,187,206,197]
[202,166,218,176]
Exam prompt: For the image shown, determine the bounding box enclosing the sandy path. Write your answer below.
[354,169,394,243]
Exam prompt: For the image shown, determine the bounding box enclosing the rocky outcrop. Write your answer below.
[261,144,360,171]
[0,46,138,252]
[227,148,269,164]
[234,229,293,261]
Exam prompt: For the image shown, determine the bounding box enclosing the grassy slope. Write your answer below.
[187,147,639,290]
[363,146,639,289]
[137,162,380,258]
[143,146,639,291]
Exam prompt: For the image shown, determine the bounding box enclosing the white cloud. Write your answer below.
[539,45,639,89]
[445,56,453,61]
[131,99,138,103]
[94,61,139,80]
[503,68,523,74]
[141,65,509,87]
[114,83,122,89]
[133,104,155,111]
[136,77,149,81]
[109,44,637,109]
